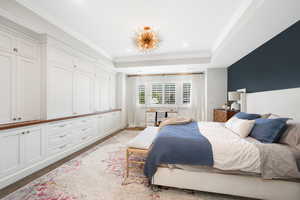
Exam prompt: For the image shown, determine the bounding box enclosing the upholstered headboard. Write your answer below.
[245,87,300,121]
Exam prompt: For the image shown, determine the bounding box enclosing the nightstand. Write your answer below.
[213,109,239,122]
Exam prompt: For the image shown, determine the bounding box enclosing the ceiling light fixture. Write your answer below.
[135,26,160,52]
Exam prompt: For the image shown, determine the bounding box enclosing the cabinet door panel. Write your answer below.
[94,78,100,112]
[0,132,22,177]
[0,52,15,124]
[17,57,41,121]
[48,47,74,69]
[17,39,36,60]
[48,66,73,119]
[74,72,92,115]
[0,31,14,53]
[23,127,43,165]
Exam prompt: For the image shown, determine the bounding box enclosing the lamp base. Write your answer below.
[231,102,240,111]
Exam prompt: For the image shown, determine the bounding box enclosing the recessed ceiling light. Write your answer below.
[183,42,189,48]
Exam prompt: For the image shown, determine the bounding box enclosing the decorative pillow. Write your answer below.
[268,113,293,120]
[250,118,289,143]
[279,121,300,150]
[225,117,255,138]
[234,112,261,120]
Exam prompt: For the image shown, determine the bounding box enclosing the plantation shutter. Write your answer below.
[138,85,145,104]
[151,84,163,104]
[164,83,176,104]
[182,83,191,104]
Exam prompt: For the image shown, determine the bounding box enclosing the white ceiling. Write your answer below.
[15,0,300,74]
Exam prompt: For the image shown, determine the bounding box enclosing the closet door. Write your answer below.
[0,51,16,124]
[74,71,93,115]
[48,65,74,119]
[94,77,100,112]
[16,57,41,121]
[23,127,44,165]
[0,131,22,177]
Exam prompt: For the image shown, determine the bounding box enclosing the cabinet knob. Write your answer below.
[13,118,17,121]
[13,48,18,52]
[74,65,77,68]
[17,117,22,120]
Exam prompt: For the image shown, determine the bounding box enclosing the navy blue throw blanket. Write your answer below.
[144,122,213,178]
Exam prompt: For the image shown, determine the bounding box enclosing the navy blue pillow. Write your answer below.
[250,118,289,143]
[234,112,261,120]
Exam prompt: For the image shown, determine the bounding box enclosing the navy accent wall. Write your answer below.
[228,21,300,93]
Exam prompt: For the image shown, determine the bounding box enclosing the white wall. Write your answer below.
[205,68,228,121]
[126,75,205,127]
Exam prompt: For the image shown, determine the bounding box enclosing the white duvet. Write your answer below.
[127,122,261,174]
[198,122,261,173]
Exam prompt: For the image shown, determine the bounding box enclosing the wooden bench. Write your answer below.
[125,127,159,177]
[125,147,148,177]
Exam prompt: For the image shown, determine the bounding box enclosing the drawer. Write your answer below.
[47,121,73,136]
[48,130,72,147]
[47,142,72,156]
[79,134,93,142]
[75,118,94,128]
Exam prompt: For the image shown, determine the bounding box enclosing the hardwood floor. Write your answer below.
[0,129,125,199]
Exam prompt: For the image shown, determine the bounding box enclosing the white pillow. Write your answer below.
[225,117,255,138]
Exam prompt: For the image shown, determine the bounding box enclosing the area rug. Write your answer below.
[1,131,251,200]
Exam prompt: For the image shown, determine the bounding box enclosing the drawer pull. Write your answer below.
[59,134,67,138]
[82,128,87,132]
[59,144,67,149]
[59,125,66,128]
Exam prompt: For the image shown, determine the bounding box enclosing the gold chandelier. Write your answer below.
[135,26,160,51]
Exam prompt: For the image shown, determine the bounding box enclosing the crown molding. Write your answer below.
[212,0,264,55]
[114,50,211,68]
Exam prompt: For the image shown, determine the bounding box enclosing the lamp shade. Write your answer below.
[228,91,240,101]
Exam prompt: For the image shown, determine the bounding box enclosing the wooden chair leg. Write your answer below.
[126,148,129,177]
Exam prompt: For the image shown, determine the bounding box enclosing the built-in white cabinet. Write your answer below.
[73,71,93,115]
[47,46,97,119]
[0,130,22,177]
[0,126,44,178]
[48,65,74,119]
[0,51,15,124]
[0,30,40,124]
[22,127,44,166]
[17,56,41,122]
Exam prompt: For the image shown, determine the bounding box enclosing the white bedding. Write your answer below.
[127,122,261,174]
[198,122,261,173]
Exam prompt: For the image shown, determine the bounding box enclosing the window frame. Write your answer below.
[182,82,192,105]
[137,84,146,105]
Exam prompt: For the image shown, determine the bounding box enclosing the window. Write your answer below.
[151,83,163,104]
[164,83,176,104]
[182,83,191,104]
[138,85,145,104]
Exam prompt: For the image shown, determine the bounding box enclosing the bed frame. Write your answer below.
[151,87,300,200]
[152,167,300,200]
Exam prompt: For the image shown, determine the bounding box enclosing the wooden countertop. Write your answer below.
[0,109,121,131]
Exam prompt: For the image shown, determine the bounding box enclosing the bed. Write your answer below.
[128,88,300,200]
[151,121,300,200]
